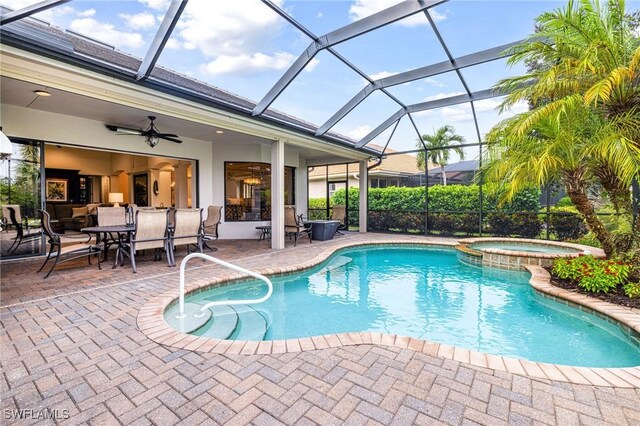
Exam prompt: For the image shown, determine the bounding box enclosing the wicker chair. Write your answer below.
[38,210,101,278]
[121,209,172,273]
[285,205,311,246]
[169,208,204,265]
[5,206,42,254]
[202,205,222,251]
[331,205,348,235]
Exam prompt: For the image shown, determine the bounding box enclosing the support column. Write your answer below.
[271,139,285,249]
[174,163,188,208]
[359,160,368,233]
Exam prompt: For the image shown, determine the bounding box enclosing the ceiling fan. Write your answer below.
[106,115,182,147]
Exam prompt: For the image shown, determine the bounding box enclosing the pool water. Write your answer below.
[177,246,640,367]
[470,242,581,254]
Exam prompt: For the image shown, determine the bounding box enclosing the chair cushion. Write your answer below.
[72,207,88,218]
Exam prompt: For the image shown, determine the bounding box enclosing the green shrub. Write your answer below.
[623,282,640,298]
[487,212,542,238]
[555,196,574,208]
[549,207,587,241]
[552,256,631,293]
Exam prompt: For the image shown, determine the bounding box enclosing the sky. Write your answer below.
[2,0,639,161]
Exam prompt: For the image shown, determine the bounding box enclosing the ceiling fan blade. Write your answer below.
[156,133,179,138]
[106,124,143,135]
[158,135,182,143]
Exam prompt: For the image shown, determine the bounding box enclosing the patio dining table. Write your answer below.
[81,224,135,268]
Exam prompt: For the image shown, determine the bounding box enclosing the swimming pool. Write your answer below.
[165,246,640,367]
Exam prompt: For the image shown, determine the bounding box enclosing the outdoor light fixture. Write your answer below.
[145,134,159,148]
[215,130,224,134]
[108,192,124,207]
[0,127,13,160]
[33,89,52,97]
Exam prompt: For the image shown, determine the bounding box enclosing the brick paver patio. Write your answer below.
[2,233,639,425]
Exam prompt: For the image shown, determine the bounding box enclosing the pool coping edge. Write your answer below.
[137,238,640,388]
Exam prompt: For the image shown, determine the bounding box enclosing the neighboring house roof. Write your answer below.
[308,144,429,180]
[427,160,479,184]
[0,16,381,157]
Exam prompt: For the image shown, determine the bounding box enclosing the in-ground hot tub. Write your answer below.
[456,237,604,270]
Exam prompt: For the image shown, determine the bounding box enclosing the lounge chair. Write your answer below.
[202,205,222,251]
[285,205,311,246]
[38,210,101,278]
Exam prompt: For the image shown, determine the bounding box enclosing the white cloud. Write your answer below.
[316,11,323,18]
[345,125,373,140]
[139,0,170,11]
[349,0,446,27]
[119,12,156,30]
[77,9,96,18]
[202,52,295,75]
[1,0,74,23]
[164,38,181,50]
[172,0,294,75]
[370,70,398,80]
[69,18,145,49]
[424,91,464,101]
[423,77,444,87]
[304,58,320,72]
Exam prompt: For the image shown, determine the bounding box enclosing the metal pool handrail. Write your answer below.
[177,253,273,319]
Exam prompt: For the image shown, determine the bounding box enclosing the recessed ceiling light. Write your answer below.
[33,90,52,97]
[215,130,224,134]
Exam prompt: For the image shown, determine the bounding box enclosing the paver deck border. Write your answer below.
[138,238,640,388]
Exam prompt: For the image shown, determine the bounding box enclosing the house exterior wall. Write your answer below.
[1,103,310,240]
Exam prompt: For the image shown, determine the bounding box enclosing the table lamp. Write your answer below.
[108,192,124,208]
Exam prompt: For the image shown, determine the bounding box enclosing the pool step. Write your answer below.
[193,305,238,339]
[228,305,269,341]
[315,255,352,274]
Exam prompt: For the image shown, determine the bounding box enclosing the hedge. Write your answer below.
[325,184,540,213]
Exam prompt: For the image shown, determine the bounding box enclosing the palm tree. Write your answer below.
[484,106,627,256]
[416,125,466,186]
[495,0,640,215]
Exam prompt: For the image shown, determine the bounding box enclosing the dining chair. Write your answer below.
[122,209,172,273]
[97,207,127,255]
[202,205,222,251]
[331,205,348,235]
[169,208,204,266]
[5,206,42,254]
[38,210,101,278]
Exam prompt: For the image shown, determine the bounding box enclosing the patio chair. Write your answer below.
[5,206,42,254]
[169,208,204,265]
[121,209,172,273]
[285,205,311,246]
[97,207,127,255]
[38,210,101,278]
[331,205,347,235]
[2,204,29,233]
[202,205,222,251]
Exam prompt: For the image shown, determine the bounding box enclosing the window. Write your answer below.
[224,162,294,221]
[328,183,337,196]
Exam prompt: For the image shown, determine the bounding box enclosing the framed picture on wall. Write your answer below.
[45,179,68,202]
[133,173,149,206]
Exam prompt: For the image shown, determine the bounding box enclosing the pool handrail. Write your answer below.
[177,252,273,319]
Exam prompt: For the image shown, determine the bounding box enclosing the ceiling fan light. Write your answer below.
[33,89,52,97]
[146,135,159,148]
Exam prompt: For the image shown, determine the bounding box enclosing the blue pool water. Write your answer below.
[470,242,581,254]
[173,246,640,367]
